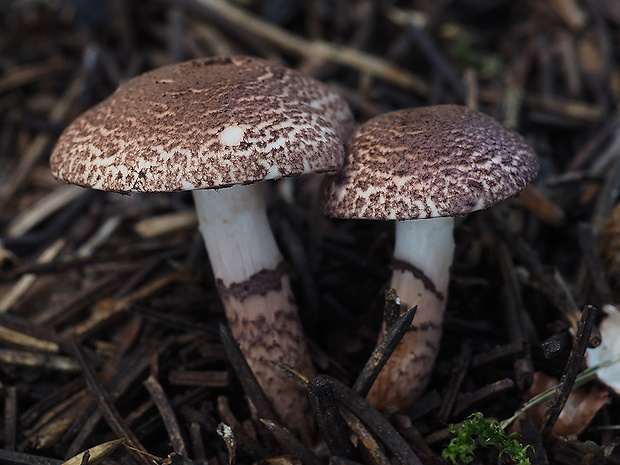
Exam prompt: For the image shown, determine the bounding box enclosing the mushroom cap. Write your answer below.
[50,56,355,193]
[321,105,539,220]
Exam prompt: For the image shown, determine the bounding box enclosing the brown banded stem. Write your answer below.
[367,217,454,409]
[193,184,315,439]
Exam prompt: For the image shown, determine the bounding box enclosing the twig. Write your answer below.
[437,341,473,423]
[0,239,65,313]
[339,408,391,465]
[577,222,613,305]
[539,305,598,437]
[0,75,83,209]
[308,376,356,459]
[61,439,122,465]
[320,375,422,465]
[0,349,79,372]
[219,323,279,423]
[453,378,515,417]
[174,0,430,94]
[0,449,63,465]
[260,419,323,465]
[143,375,188,456]
[4,385,17,451]
[490,210,601,347]
[496,240,535,390]
[352,297,417,398]
[387,8,466,99]
[501,351,620,430]
[4,185,85,237]
[70,340,150,465]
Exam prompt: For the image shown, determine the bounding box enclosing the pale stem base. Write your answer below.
[192,184,315,441]
[367,217,455,410]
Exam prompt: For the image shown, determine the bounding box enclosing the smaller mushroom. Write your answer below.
[321,105,538,410]
[50,56,354,440]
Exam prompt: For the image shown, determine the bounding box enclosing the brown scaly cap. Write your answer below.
[321,105,539,220]
[50,56,355,193]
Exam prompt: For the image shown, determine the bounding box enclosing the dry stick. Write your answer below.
[10,242,185,276]
[1,190,94,253]
[480,88,603,124]
[216,423,236,465]
[20,379,85,430]
[5,185,85,237]
[471,341,529,367]
[566,114,620,172]
[64,341,174,458]
[131,304,219,337]
[278,216,320,326]
[0,74,83,209]
[143,375,188,456]
[496,241,535,390]
[0,449,63,465]
[517,185,567,228]
[33,272,126,326]
[329,458,365,465]
[383,287,405,332]
[218,323,279,423]
[352,300,417,398]
[592,148,620,225]
[307,376,356,459]
[0,323,60,353]
[20,391,89,450]
[490,211,601,348]
[4,385,17,451]
[0,58,71,94]
[168,370,229,388]
[405,390,443,421]
[70,270,188,341]
[0,348,79,372]
[556,437,620,465]
[539,304,598,437]
[260,419,323,465]
[188,421,206,462]
[69,340,150,465]
[339,408,391,465]
[216,395,267,460]
[387,8,466,99]
[453,378,515,417]
[321,375,422,465]
[392,414,440,464]
[63,440,122,465]
[577,222,613,305]
[181,0,429,95]
[0,238,65,313]
[437,341,473,423]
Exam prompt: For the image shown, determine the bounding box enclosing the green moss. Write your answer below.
[442,412,533,464]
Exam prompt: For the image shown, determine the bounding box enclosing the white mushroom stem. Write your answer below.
[192,183,315,441]
[367,217,455,410]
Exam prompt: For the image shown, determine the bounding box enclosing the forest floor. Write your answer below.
[1,1,620,464]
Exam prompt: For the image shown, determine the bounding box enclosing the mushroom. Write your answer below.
[50,56,354,438]
[321,105,538,410]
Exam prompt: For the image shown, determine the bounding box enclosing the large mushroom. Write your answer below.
[322,105,538,410]
[50,56,354,438]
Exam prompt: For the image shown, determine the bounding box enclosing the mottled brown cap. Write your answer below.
[50,56,355,193]
[322,105,539,220]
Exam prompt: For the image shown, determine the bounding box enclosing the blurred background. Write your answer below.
[1,1,620,464]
